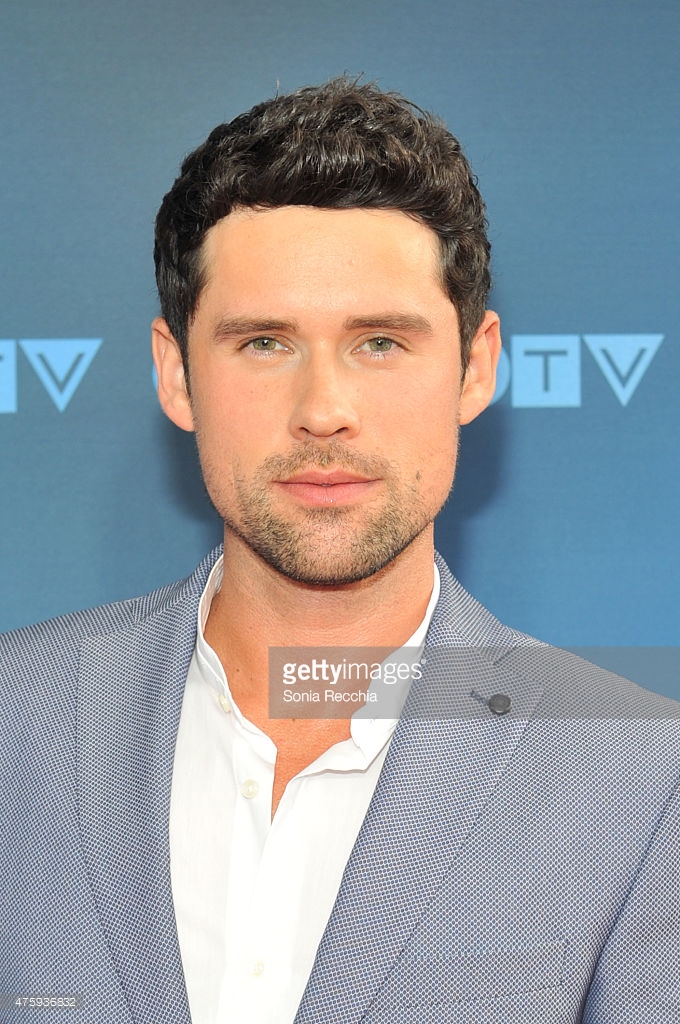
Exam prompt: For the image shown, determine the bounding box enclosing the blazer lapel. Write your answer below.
[76,570,210,1024]
[296,559,545,1024]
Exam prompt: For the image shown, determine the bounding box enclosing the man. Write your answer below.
[1,78,679,1024]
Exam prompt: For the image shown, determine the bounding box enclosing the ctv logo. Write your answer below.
[492,334,663,407]
[0,339,101,413]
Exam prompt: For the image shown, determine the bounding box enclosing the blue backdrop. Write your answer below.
[1,0,678,695]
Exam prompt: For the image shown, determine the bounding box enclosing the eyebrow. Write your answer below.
[211,312,434,340]
[343,313,433,334]
[212,317,299,340]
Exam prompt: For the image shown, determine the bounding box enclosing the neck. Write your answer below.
[204,527,436,698]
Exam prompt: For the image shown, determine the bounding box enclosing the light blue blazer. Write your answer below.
[1,548,679,1022]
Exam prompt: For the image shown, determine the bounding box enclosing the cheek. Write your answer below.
[192,381,284,478]
[375,371,458,449]
[194,372,268,433]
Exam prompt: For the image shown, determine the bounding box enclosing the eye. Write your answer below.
[245,336,286,354]
[359,336,398,356]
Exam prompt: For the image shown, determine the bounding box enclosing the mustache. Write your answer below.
[258,441,392,479]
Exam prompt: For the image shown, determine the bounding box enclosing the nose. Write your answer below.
[288,351,361,441]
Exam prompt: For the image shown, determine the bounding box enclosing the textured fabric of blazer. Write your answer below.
[1,547,679,1023]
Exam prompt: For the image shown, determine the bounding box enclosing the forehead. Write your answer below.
[197,205,449,314]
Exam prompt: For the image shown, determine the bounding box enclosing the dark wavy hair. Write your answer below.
[154,77,491,372]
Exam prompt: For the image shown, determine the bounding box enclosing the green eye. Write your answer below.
[249,337,280,351]
[364,337,395,353]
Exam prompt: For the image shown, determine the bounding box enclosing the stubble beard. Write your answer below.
[202,441,443,586]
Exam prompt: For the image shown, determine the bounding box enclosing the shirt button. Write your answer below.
[252,960,265,977]
[218,694,231,713]
[241,779,259,799]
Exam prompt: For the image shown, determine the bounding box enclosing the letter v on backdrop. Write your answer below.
[582,335,664,406]
[0,339,102,413]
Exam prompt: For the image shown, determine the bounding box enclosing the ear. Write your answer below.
[151,317,195,432]
[458,310,502,425]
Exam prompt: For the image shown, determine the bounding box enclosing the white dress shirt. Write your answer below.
[169,558,440,1024]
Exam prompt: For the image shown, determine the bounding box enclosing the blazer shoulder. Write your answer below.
[0,546,221,686]
[504,639,680,721]
[433,551,680,720]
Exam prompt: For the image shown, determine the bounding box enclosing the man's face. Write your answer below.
[153,206,499,585]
